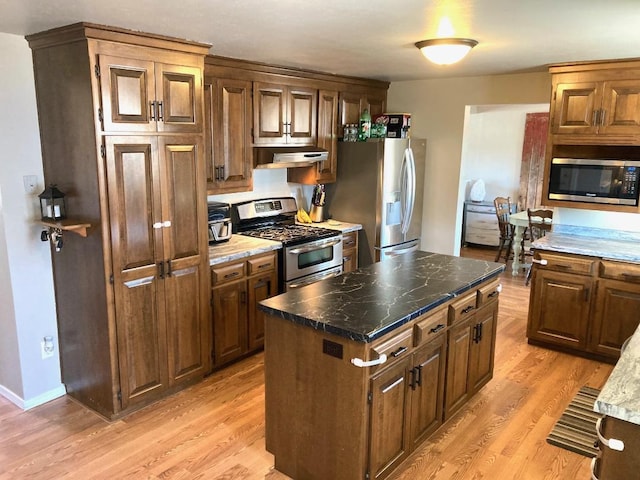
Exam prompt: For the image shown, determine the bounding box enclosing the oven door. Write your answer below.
[284,236,343,282]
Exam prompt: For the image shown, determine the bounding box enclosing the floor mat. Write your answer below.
[546,386,601,458]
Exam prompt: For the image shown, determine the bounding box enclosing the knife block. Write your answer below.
[309,205,324,223]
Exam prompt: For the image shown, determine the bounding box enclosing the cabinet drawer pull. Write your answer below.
[224,271,240,279]
[595,417,624,451]
[622,272,640,280]
[430,323,446,334]
[351,354,387,368]
[391,346,408,358]
[381,376,404,394]
[555,263,571,269]
[257,263,270,270]
[461,305,475,314]
[590,457,599,480]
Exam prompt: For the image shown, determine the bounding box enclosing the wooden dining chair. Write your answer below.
[493,196,514,263]
[525,208,553,285]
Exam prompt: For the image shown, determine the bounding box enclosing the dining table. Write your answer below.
[509,210,530,276]
[508,210,553,276]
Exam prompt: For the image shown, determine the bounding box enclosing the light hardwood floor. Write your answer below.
[0,247,613,479]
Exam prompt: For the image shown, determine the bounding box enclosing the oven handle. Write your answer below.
[288,238,341,254]
[287,268,342,289]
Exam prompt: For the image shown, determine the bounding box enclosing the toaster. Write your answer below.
[207,201,232,244]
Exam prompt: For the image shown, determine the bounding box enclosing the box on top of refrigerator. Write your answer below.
[373,113,411,138]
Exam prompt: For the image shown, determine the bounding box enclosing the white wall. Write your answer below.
[0,33,65,408]
[387,72,552,255]
[460,104,549,204]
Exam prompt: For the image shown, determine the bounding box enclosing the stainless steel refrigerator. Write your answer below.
[325,138,426,267]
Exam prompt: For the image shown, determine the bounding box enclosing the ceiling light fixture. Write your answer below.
[415,38,478,65]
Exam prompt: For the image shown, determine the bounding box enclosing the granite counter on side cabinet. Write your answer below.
[259,250,505,342]
[208,235,281,266]
[595,323,640,425]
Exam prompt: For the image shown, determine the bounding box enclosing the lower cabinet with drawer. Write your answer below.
[211,251,278,368]
[527,251,640,361]
[342,230,359,273]
[264,276,500,480]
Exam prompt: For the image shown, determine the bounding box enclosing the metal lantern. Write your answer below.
[39,184,67,220]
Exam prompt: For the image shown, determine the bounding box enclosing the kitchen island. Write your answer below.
[260,251,504,480]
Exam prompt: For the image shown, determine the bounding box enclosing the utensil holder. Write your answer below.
[309,205,324,223]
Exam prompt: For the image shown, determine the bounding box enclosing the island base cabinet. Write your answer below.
[265,315,369,480]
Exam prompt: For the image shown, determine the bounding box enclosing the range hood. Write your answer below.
[254,146,329,169]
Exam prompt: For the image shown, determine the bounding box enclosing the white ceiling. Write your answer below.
[2,0,640,82]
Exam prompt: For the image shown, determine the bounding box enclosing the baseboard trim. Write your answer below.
[0,383,66,410]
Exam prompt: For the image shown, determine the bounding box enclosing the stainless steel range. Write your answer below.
[231,197,343,291]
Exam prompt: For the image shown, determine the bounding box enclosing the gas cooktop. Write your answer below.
[239,223,339,247]
[231,196,340,247]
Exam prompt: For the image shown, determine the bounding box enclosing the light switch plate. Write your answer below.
[23,175,38,194]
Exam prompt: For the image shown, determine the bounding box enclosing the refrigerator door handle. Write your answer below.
[401,147,416,235]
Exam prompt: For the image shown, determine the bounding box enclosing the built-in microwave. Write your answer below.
[548,158,640,206]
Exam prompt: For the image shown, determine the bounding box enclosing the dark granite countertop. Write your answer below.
[259,251,505,343]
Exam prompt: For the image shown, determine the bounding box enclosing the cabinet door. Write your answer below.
[253,82,286,144]
[315,89,338,182]
[444,318,472,420]
[590,279,640,358]
[367,91,387,119]
[155,63,203,133]
[599,79,640,135]
[408,334,446,449]
[287,86,317,145]
[160,137,210,383]
[205,77,253,193]
[527,269,592,349]
[368,360,410,480]
[468,303,497,394]
[339,91,365,138]
[212,280,248,366]
[104,136,168,409]
[247,269,278,351]
[99,55,157,133]
[551,81,601,134]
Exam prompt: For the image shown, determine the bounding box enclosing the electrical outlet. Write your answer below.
[41,336,54,359]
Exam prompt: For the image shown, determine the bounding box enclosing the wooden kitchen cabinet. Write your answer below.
[341,230,359,273]
[265,277,497,480]
[593,415,640,479]
[253,81,317,146]
[211,251,277,368]
[204,76,253,193]
[27,23,211,419]
[444,287,499,420]
[287,89,339,184]
[527,251,640,361]
[551,73,640,137]
[98,55,202,134]
[590,260,640,357]
[338,89,387,138]
[527,265,593,351]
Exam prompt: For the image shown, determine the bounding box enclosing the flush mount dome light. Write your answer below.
[415,38,478,65]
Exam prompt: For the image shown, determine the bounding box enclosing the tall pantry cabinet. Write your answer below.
[26,23,211,419]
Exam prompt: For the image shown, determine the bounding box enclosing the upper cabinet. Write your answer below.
[98,56,202,134]
[549,61,640,144]
[204,76,253,193]
[253,82,317,146]
[205,56,389,191]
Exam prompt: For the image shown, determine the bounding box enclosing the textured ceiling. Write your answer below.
[2,0,640,82]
